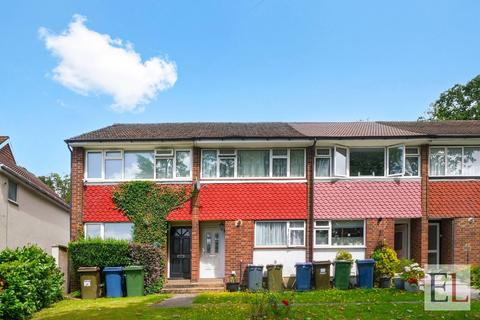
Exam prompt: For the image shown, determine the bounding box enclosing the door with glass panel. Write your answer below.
[200,225,225,278]
[394,224,409,259]
[428,222,440,265]
[170,227,191,279]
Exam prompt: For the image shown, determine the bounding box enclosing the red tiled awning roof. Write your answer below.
[428,181,480,218]
[198,183,307,221]
[83,185,192,222]
[313,180,421,219]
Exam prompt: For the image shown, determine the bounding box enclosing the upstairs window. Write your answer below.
[155,149,191,179]
[201,148,305,178]
[86,152,102,179]
[430,146,480,177]
[405,147,420,176]
[8,180,17,202]
[105,151,122,180]
[349,148,384,177]
[315,148,331,177]
[124,151,154,179]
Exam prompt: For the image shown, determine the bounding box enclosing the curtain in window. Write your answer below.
[316,158,330,177]
[175,151,191,177]
[124,152,154,179]
[447,148,462,175]
[289,229,304,245]
[255,222,287,246]
[202,150,217,177]
[237,150,270,177]
[464,147,480,176]
[290,149,305,177]
[430,148,445,176]
[273,158,287,177]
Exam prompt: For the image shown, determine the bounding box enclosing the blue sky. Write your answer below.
[0,0,479,176]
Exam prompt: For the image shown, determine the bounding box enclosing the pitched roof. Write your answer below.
[0,143,69,210]
[197,183,308,221]
[66,121,480,143]
[0,136,8,144]
[428,181,480,218]
[83,185,192,222]
[66,123,305,142]
[313,180,421,219]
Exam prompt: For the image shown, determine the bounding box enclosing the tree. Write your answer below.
[39,173,71,204]
[426,75,480,120]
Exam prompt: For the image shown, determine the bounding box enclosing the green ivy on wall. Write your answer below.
[112,181,191,246]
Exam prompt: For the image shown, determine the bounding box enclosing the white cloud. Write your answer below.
[40,15,177,112]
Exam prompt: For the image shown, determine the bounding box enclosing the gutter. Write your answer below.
[309,138,317,262]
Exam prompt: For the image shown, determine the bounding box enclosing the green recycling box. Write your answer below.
[124,266,145,296]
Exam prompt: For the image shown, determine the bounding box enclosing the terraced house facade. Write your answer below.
[67,121,480,284]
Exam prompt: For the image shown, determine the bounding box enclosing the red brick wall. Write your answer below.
[190,147,201,281]
[70,147,84,241]
[224,220,254,284]
[440,219,453,264]
[366,218,394,257]
[306,145,314,262]
[453,218,480,265]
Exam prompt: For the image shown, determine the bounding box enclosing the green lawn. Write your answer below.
[32,289,480,320]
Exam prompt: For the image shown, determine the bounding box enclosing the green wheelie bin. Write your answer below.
[266,264,283,292]
[334,260,352,290]
[124,266,145,296]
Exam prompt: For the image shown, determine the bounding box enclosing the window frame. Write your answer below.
[8,179,18,203]
[200,148,306,179]
[104,150,124,180]
[387,144,405,177]
[254,220,306,248]
[429,146,480,177]
[313,219,366,248]
[314,148,332,178]
[405,147,421,177]
[84,222,134,241]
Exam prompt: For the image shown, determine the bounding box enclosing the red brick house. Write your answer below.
[66,121,480,284]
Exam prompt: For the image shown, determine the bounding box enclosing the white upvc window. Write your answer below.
[315,148,332,177]
[201,148,305,179]
[105,150,123,180]
[405,147,420,177]
[155,149,192,180]
[334,146,348,176]
[86,151,103,179]
[314,220,365,247]
[430,146,480,177]
[84,223,134,241]
[387,145,405,176]
[254,221,305,248]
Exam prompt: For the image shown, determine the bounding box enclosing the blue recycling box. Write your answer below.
[103,267,124,297]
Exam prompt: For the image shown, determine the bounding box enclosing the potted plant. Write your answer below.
[393,259,412,289]
[401,262,424,292]
[226,271,240,292]
[371,242,399,288]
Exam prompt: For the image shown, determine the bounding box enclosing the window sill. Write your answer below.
[254,246,306,250]
[429,175,480,180]
[314,176,420,181]
[8,199,19,206]
[84,178,193,184]
[313,245,366,249]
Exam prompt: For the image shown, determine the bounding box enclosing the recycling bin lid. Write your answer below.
[266,264,283,268]
[78,266,99,272]
[103,266,123,272]
[334,260,352,264]
[295,262,313,266]
[124,266,144,271]
[356,259,375,264]
[312,260,331,265]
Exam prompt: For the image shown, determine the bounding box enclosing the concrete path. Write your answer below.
[152,294,197,308]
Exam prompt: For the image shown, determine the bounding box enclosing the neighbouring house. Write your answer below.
[66,121,480,286]
[0,136,70,261]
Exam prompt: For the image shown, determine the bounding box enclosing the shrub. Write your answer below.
[249,291,294,319]
[335,250,353,262]
[0,245,63,320]
[395,258,414,274]
[371,243,399,278]
[127,243,164,294]
[471,266,480,289]
[68,239,130,270]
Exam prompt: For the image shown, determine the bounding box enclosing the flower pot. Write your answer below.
[379,277,391,288]
[404,281,419,292]
[393,277,404,290]
[226,282,240,292]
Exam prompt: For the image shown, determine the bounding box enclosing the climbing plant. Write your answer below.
[112,181,191,246]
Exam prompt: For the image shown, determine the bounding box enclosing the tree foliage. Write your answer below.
[38,173,71,203]
[426,75,480,120]
[112,181,191,246]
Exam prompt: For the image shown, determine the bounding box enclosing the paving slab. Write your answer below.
[152,294,197,308]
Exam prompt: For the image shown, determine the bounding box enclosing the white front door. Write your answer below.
[394,224,409,259]
[428,222,440,265]
[200,225,225,278]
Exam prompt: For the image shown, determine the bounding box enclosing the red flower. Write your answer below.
[281,299,289,306]
[407,278,418,285]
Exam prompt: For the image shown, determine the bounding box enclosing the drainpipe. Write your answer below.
[308,138,317,262]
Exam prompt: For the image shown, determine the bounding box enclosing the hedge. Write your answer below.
[0,245,63,320]
[69,239,165,294]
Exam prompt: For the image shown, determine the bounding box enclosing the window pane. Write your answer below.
[8,180,17,202]
[237,150,270,177]
[289,229,304,246]
[464,147,480,176]
[124,152,154,179]
[406,147,419,155]
[105,151,121,158]
[315,158,330,177]
[332,220,364,246]
[290,149,305,177]
[219,158,235,177]
[105,159,122,180]
[156,158,173,179]
[334,147,348,176]
[85,224,102,239]
[273,158,287,177]
[289,221,304,228]
[315,220,329,227]
[315,229,329,245]
[87,152,102,178]
[202,150,217,178]
[255,222,287,246]
[349,148,384,176]
[446,148,462,175]
[104,223,133,241]
[214,233,219,253]
[388,146,404,175]
[430,148,445,176]
[316,148,330,156]
[272,149,287,156]
[405,156,419,176]
[175,151,191,178]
